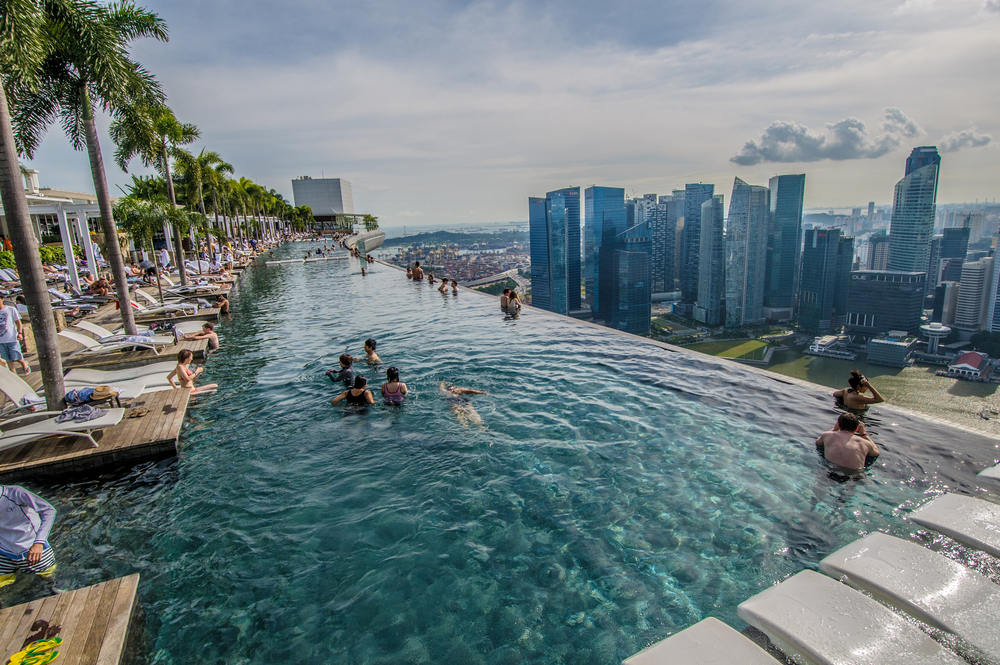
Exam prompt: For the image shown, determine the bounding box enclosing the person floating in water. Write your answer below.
[381,367,407,405]
[815,413,880,471]
[332,375,375,406]
[833,370,885,411]
[351,338,381,365]
[440,381,488,428]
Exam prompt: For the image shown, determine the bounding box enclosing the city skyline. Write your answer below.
[15,0,999,226]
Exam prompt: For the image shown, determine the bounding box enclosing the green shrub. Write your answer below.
[0,252,14,269]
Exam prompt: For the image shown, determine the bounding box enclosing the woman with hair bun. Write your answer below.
[833,370,885,410]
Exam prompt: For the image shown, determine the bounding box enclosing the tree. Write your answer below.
[0,0,67,408]
[363,214,379,232]
[109,104,197,285]
[11,0,169,336]
[114,194,166,302]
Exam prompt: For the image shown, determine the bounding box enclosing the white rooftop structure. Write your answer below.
[291,176,353,220]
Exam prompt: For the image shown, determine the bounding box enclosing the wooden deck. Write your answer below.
[0,574,141,665]
[0,388,191,482]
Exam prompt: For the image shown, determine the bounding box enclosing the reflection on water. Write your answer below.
[1,243,998,665]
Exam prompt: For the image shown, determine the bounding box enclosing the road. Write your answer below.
[463,268,530,291]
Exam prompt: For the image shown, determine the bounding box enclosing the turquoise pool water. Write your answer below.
[10,242,1000,664]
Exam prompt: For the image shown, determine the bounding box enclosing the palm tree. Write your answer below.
[11,0,169,336]
[114,194,167,302]
[0,0,67,408]
[109,104,198,284]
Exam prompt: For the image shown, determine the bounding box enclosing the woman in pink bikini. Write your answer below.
[167,349,218,395]
[380,367,408,405]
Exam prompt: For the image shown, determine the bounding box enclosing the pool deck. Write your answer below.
[0,386,192,483]
[0,574,141,665]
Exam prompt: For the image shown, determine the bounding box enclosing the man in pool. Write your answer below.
[815,413,880,471]
[440,381,488,428]
[0,484,58,587]
[412,261,424,281]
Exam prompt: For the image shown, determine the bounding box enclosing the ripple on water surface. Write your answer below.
[9,243,1000,664]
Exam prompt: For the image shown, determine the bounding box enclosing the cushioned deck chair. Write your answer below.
[58,329,173,356]
[736,570,963,665]
[819,532,1000,662]
[74,320,157,339]
[164,284,220,296]
[63,361,176,399]
[623,617,780,665]
[0,366,44,417]
[0,407,124,451]
[130,299,196,317]
[908,493,1000,558]
[134,290,196,311]
[978,463,1000,488]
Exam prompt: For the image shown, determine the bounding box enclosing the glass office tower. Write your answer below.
[681,184,715,305]
[694,195,725,325]
[529,188,581,316]
[764,174,805,321]
[584,187,626,314]
[726,177,770,326]
[888,146,941,277]
[797,228,853,334]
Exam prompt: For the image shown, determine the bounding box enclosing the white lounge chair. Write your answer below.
[64,361,176,386]
[623,617,780,664]
[130,299,196,317]
[909,493,1000,558]
[0,366,45,417]
[0,407,125,451]
[819,531,1000,662]
[165,284,220,297]
[736,570,963,665]
[978,463,1000,489]
[58,329,173,356]
[134,289,197,310]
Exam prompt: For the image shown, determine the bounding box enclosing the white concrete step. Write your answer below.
[909,493,1000,558]
[623,617,779,664]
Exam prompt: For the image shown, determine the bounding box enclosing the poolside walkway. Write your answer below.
[0,574,141,665]
[0,388,191,482]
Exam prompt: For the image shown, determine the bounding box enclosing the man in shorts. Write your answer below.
[139,257,157,284]
[0,301,29,375]
[0,485,57,587]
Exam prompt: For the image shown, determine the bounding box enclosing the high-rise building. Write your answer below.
[797,228,852,333]
[926,235,942,290]
[649,197,680,295]
[763,174,805,321]
[584,186,625,313]
[867,202,875,218]
[694,195,725,325]
[983,256,1000,333]
[680,184,715,304]
[932,282,960,325]
[291,177,354,221]
[528,187,581,316]
[596,207,628,322]
[868,232,890,270]
[888,146,941,276]
[726,178,770,326]
[603,221,653,335]
[938,226,970,285]
[954,258,993,331]
[845,271,926,340]
[955,210,987,242]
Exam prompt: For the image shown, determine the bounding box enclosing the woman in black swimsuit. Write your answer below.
[332,376,375,406]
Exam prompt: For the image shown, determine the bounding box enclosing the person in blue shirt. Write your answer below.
[0,485,57,587]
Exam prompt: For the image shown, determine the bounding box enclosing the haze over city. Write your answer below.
[20,0,1000,224]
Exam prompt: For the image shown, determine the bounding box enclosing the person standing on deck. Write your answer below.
[0,302,30,375]
[158,247,170,271]
[0,485,58,587]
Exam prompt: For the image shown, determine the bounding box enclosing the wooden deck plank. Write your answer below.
[0,594,59,663]
[94,574,140,665]
[0,598,40,659]
[77,578,122,665]
[59,586,102,665]
[49,585,95,665]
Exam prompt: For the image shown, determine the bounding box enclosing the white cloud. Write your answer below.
[894,0,935,15]
[940,126,993,152]
[984,0,1000,12]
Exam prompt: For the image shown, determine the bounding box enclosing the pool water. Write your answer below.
[10,242,1000,664]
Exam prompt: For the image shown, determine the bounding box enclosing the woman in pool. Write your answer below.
[440,381,488,428]
[406,267,412,279]
[381,367,408,405]
[351,338,381,365]
[833,370,885,410]
[451,279,458,293]
[437,279,448,293]
[167,349,218,395]
[507,290,522,310]
[332,375,375,406]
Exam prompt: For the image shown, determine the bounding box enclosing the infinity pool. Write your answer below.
[10,242,1000,664]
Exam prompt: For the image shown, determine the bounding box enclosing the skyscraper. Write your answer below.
[694,194,725,325]
[604,222,653,335]
[868,232,890,270]
[845,271,925,340]
[726,178,770,326]
[763,174,805,321]
[939,226,970,283]
[584,186,625,313]
[680,184,715,305]
[954,258,992,331]
[797,228,852,334]
[649,196,680,294]
[529,187,581,316]
[888,146,941,277]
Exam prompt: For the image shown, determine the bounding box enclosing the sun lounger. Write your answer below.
[908,493,1000,558]
[134,290,196,311]
[64,360,176,386]
[0,407,124,451]
[0,366,44,417]
[623,618,780,665]
[131,299,196,317]
[819,532,1000,662]
[165,284,220,296]
[58,329,173,356]
[73,320,163,340]
[736,570,964,665]
[978,463,1000,489]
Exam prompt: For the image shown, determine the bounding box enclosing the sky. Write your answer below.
[20,0,1000,225]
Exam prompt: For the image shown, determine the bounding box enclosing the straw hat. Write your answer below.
[92,386,117,400]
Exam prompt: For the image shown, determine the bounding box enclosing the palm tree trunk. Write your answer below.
[161,141,187,286]
[0,84,64,409]
[82,93,137,336]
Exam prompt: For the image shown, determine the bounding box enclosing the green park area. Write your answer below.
[687,339,770,361]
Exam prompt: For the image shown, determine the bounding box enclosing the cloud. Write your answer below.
[399,211,426,217]
[984,0,1000,12]
[894,0,934,15]
[730,108,923,165]
[940,126,993,152]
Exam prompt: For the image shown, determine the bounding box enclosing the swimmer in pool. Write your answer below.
[815,412,879,471]
[351,338,381,365]
[332,375,375,406]
[440,381,488,428]
[438,279,448,293]
[833,370,885,411]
